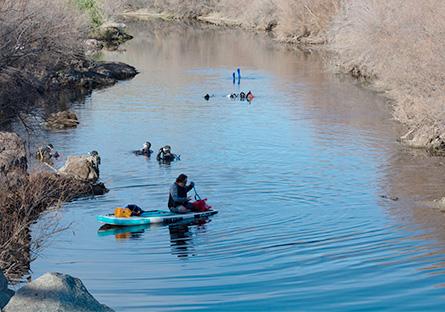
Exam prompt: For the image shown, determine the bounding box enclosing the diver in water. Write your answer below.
[246,91,254,101]
[157,145,178,162]
[239,92,246,100]
[204,94,216,101]
[88,150,101,176]
[134,141,152,156]
[36,144,60,164]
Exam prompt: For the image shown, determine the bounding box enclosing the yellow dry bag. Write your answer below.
[114,207,132,218]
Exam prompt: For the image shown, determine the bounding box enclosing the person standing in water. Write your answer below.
[246,91,254,101]
[168,174,195,213]
[134,141,152,156]
[36,144,59,164]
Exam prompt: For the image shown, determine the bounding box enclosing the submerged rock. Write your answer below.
[0,132,27,187]
[3,272,114,312]
[45,111,79,130]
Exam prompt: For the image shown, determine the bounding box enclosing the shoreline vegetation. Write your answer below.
[0,0,134,126]
[120,0,445,154]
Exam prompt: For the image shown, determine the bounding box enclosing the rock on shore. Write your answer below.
[45,111,79,130]
[3,272,114,312]
[89,22,133,49]
[0,270,14,309]
[400,123,445,155]
[47,60,138,91]
[58,155,100,183]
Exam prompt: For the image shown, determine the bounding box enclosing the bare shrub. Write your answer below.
[98,0,126,18]
[121,0,340,42]
[0,0,88,122]
[123,0,217,18]
[0,172,97,281]
[275,0,341,43]
[329,0,445,129]
[0,0,87,73]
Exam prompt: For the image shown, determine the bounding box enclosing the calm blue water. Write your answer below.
[30,21,445,311]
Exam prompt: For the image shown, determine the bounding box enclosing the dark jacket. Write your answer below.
[168,182,194,208]
[157,151,176,161]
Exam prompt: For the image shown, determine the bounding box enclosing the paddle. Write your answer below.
[193,186,201,201]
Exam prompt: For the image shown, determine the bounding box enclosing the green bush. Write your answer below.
[75,0,103,27]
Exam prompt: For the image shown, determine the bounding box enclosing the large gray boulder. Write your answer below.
[0,132,27,187]
[3,272,114,312]
[0,270,14,309]
[58,155,100,183]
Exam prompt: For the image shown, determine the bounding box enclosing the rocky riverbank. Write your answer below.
[46,60,138,92]
[0,132,107,282]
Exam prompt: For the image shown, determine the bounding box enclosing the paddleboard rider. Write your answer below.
[168,174,195,213]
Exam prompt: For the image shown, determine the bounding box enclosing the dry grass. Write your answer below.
[0,0,87,73]
[121,0,340,43]
[329,0,445,145]
[275,0,341,44]
[0,172,97,282]
[0,0,88,122]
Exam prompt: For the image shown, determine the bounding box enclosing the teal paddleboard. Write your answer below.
[97,210,218,226]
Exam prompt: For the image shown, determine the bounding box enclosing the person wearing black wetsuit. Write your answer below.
[168,174,195,213]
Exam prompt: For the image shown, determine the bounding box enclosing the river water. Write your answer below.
[30,20,445,311]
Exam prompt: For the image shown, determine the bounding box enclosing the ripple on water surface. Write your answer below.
[30,21,445,311]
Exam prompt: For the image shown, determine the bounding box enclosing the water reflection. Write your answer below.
[98,218,212,259]
[97,224,149,239]
[169,219,210,259]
